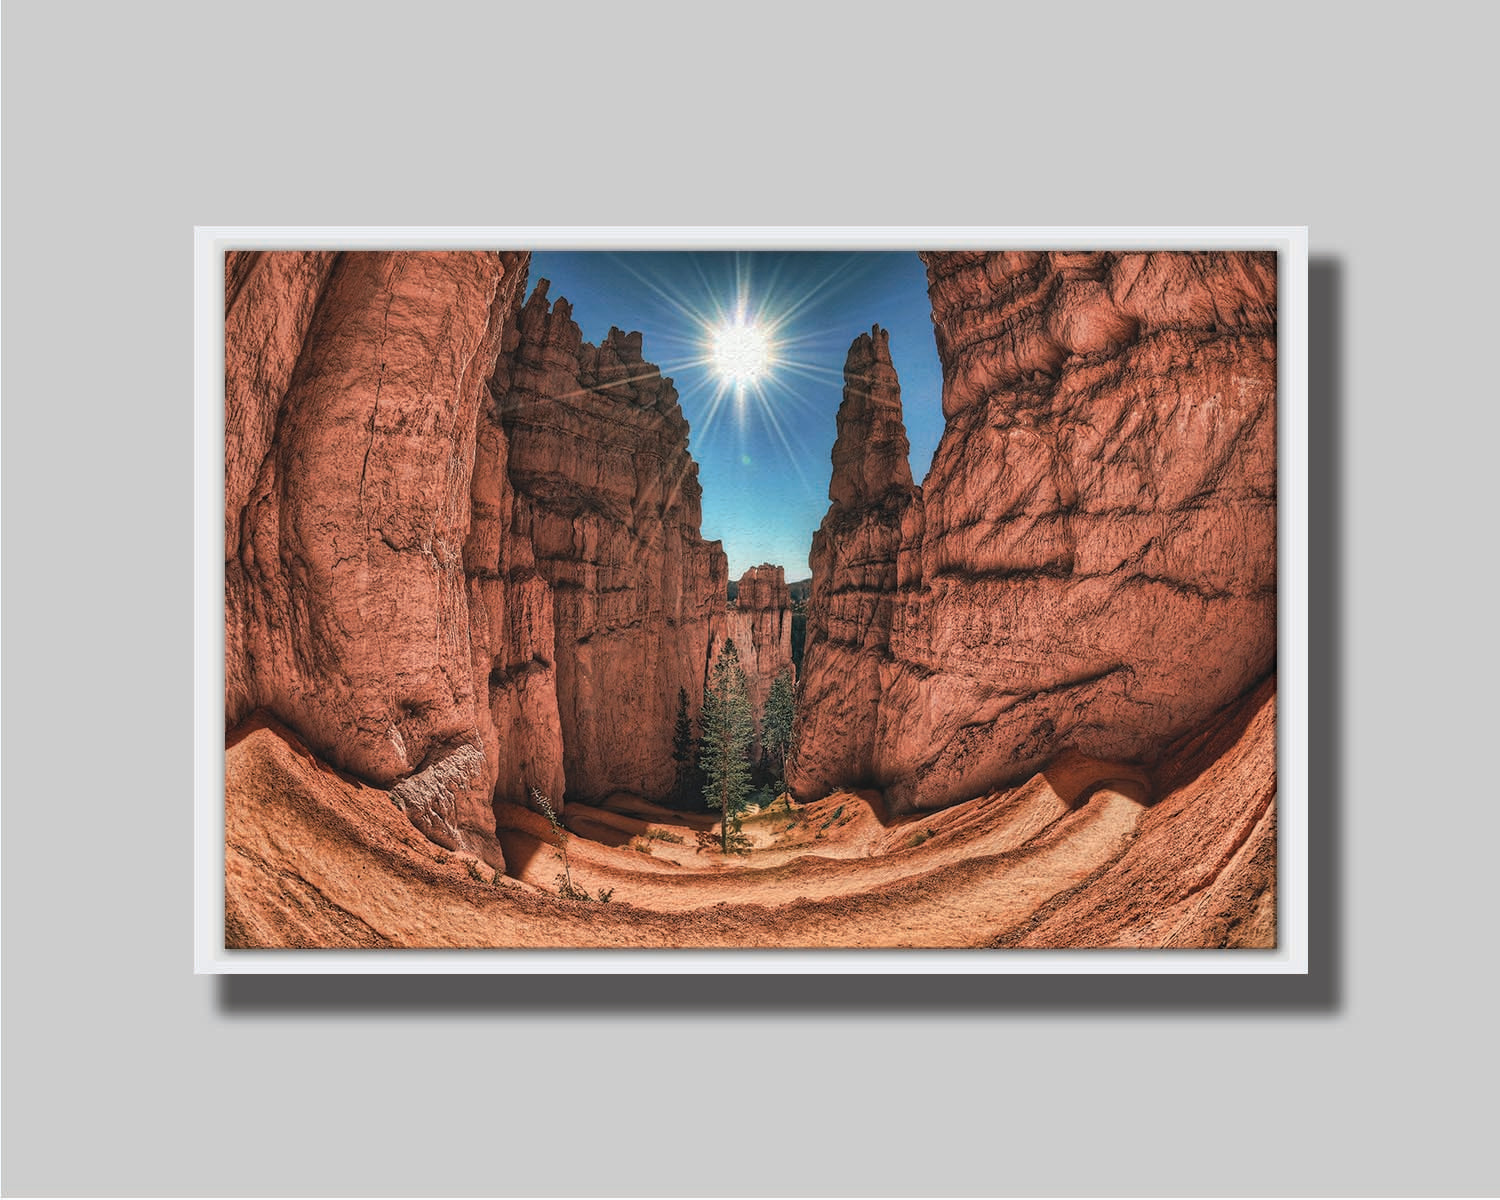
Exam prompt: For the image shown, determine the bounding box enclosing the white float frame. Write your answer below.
[195,226,1309,974]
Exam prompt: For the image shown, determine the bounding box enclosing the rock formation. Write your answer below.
[491,282,731,804]
[790,251,1277,812]
[464,272,567,820]
[224,250,529,858]
[791,328,920,794]
[712,564,795,756]
[226,257,793,857]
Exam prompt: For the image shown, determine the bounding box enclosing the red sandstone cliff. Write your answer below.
[226,258,791,855]
[492,282,731,804]
[790,328,920,794]
[224,251,529,859]
[464,267,567,820]
[790,252,1277,813]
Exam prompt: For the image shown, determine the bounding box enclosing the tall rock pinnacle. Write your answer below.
[828,325,914,508]
[787,327,921,800]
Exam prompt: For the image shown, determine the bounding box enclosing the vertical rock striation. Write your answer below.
[464,261,568,818]
[226,258,796,855]
[790,252,1277,812]
[790,327,920,795]
[492,282,731,804]
[225,251,528,855]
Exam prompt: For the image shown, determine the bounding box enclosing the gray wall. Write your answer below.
[5,2,1494,1194]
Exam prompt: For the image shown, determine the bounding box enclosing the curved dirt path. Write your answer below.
[225,682,1274,950]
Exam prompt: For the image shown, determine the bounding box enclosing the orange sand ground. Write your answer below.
[225,679,1276,950]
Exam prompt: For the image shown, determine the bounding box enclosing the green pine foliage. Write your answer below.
[761,665,795,781]
[700,638,756,854]
[670,685,697,807]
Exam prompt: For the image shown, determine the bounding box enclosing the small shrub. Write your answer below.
[534,787,616,903]
[722,828,752,856]
[820,804,845,832]
[554,872,589,901]
[632,828,686,855]
[909,828,935,848]
[553,873,613,903]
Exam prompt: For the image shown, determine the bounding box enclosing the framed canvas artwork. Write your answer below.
[197,227,1307,973]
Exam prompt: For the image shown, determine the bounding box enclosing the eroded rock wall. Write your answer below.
[226,259,787,839]
[493,282,730,803]
[464,263,568,816]
[789,328,920,795]
[790,252,1277,812]
[226,252,534,854]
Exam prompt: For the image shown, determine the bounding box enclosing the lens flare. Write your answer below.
[598,250,862,498]
[711,320,772,384]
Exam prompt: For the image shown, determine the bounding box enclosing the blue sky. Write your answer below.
[526,251,944,581]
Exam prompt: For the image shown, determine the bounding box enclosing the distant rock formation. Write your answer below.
[492,282,731,805]
[790,252,1277,812]
[712,564,795,757]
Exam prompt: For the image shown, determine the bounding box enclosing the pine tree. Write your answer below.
[700,638,755,854]
[670,685,696,806]
[762,665,795,785]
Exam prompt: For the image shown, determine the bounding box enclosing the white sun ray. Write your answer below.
[689,375,740,448]
[744,377,817,495]
[756,255,872,338]
[769,357,850,386]
[564,252,893,499]
[603,253,720,330]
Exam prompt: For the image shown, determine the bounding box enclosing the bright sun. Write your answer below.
[711,320,772,385]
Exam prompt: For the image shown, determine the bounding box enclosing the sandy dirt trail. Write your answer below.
[225,681,1274,950]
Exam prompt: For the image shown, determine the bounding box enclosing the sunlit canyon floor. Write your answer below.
[225,677,1275,951]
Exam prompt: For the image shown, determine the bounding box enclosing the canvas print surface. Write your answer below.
[223,248,1277,949]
